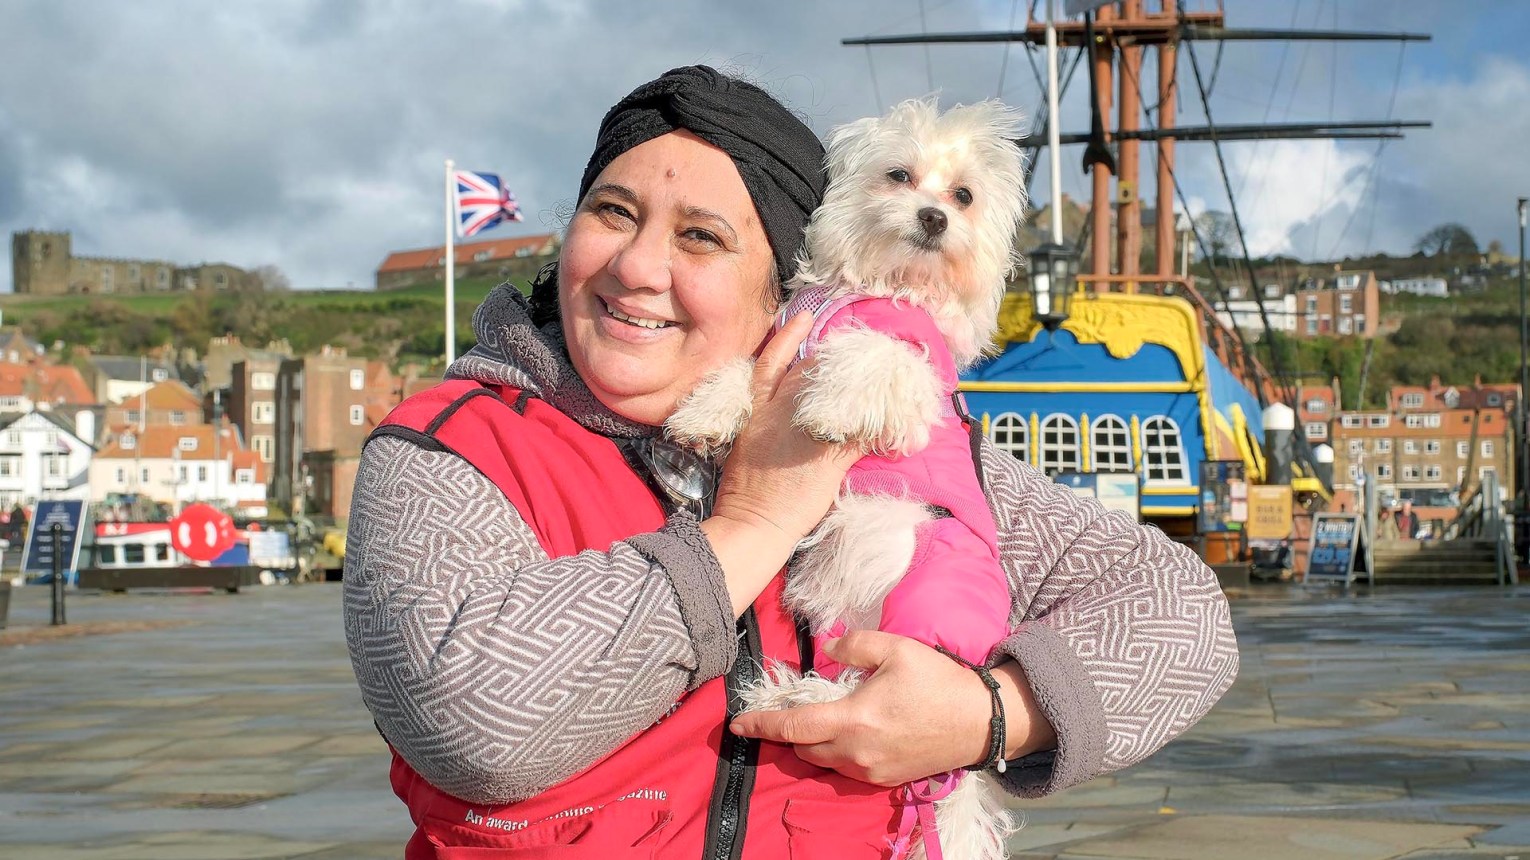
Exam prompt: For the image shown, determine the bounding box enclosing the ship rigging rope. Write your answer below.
[993,0,1023,98]
[1310,1,1341,261]
[1234,0,1303,201]
[1326,41,1408,260]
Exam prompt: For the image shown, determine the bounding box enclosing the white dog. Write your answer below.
[667,99,1029,860]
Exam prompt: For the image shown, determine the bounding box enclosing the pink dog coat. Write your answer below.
[778,285,1011,671]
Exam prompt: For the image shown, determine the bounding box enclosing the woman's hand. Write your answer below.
[727,630,1058,786]
[702,312,859,615]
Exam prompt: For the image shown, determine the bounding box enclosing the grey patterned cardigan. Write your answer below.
[343,286,1240,807]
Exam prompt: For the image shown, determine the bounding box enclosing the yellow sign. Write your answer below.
[1246,485,1294,541]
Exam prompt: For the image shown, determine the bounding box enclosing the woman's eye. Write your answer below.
[595,202,634,221]
[887,168,911,183]
[684,228,721,247]
[953,187,973,206]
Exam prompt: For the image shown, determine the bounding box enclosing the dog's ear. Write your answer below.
[823,115,885,180]
[946,100,1027,144]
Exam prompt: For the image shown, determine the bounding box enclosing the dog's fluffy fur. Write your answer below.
[668,99,1029,860]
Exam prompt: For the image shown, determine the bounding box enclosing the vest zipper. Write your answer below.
[702,608,762,860]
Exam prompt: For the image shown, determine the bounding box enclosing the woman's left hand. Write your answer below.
[727,630,1055,786]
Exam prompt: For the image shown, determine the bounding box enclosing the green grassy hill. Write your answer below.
[0,275,526,371]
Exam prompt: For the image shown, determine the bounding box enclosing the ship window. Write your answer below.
[988,412,1028,463]
[1038,414,1080,474]
[97,545,116,564]
[1091,415,1132,471]
[1140,416,1189,483]
[125,543,146,564]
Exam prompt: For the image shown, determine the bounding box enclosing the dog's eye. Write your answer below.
[887,168,911,184]
[953,187,974,206]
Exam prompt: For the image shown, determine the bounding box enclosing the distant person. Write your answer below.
[1377,508,1401,541]
[1395,500,1420,539]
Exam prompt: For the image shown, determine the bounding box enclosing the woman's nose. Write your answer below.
[606,225,672,294]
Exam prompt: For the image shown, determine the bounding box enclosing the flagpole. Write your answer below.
[444,158,456,369]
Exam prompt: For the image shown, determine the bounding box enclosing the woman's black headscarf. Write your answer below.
[529,65,826,327]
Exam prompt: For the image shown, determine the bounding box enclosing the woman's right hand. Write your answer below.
[702,312,859,615]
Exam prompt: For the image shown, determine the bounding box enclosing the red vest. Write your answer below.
[374,380,901,859]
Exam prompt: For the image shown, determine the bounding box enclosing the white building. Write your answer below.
[1381,277,1448,298]
[89,423,268,516]
[0,410,96,508]
[1212,293,1299,341]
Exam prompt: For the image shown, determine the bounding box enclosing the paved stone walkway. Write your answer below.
[1,583,1527,859]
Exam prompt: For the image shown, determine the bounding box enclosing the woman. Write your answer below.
[345,66,1239,857]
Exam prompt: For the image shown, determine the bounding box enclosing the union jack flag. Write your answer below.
[453,170,524,238]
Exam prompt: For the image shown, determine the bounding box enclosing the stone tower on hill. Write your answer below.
[10,229,258,296]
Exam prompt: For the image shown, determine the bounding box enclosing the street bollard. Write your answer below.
[50,523,65,626]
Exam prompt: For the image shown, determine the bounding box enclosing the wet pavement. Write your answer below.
[1,583,1527,859]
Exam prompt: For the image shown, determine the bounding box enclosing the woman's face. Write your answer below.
[560,130,777,426]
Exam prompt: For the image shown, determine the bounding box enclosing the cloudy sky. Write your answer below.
[2,0,1527,291]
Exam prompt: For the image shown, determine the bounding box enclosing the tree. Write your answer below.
[1412,223,1479,257]
[1194,211,1242,264]
[252,264,291,292]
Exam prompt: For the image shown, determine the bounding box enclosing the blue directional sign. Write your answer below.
[22,500,88,576]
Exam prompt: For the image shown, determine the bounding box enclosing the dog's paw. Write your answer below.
[665,357,754,458]
[793,327,943,456]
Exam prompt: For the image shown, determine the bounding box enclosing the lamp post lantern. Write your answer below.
[1028,242,1079,331]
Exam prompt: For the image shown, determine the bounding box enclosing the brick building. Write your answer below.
[1296,380,1341,446]
[10,230,259,296]
[104,380,206,434]
[1329,407,1514,512]
[229,358,282,465]
[1295,270,1382,338]
[374,233,559,291]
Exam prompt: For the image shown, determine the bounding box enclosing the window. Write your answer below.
[1339,295,1353,313]
[1487,393,1503,407]
[214,273,228,289]
[0,396,21,411]
[1425,465,1442,481]
[1368,415,1390,428]
[1403,440,1418,454]
[1457,441,1470,458]
[252,401,275,425]
[1402,465,1421,481]
[1377,464,1393,479]
[170,410,186,426]
[1305,318,1317,335]
[1305,399,1328,414]
[1355,315,1367,334]
[140,467,149,483]
[114,468,125,485]
[197,465,208,482]
[97,545,116,564]
[1337,317,1353,335]
[1405,415,1423,428]
[1304,422,1327,439]
[1424,414,1441,428]
[1348,440,1365,455]
[1227,285,1243,299]
[1341,416,1363,429]
[1038,414,1081,474]
[988,413,1028,462]
[1401,393,1425,408]
[126,409,141,425]
[1481,466,1498,481]
[349,369,365,390]
[157,269,169,288]
[1347,464,1361,481]
[1425,440,1441,454]
[0,456,17,478]
[1264,284,1281,298]
[252,435,274,462]
[178,465,188,482]
[350,404,365,426]
[1375,439,1392,453]
[1483,441,1495,457]
[236,469,253,484]
[1337,273,1360,290]
[1458,466,1467,484]
[1140,416,1188,483]
[473,250,493,262]
[155,544,170,562]
[128,264,139,281]
[1305,296,1318,314]
[44,430,58,449]
[251,372,276,391]
[178,436,198,452]
[121,433,136,450]
[516,246,535,258]
[1091,415,1132,472]
[152,368,168,382]
[125,543,145,564]
[101,268,113,291]
[3,430,20,447]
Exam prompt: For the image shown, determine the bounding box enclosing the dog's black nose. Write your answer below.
[918,207,947,237]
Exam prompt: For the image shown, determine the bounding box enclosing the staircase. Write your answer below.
[1370,539,1502,585]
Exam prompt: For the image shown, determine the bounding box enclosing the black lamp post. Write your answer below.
[1028,242,1079,331]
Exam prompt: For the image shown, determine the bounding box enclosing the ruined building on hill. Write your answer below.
[10,230,258,296]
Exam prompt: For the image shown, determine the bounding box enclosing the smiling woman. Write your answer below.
[343,64,1238,860]
[560,130,777,426]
